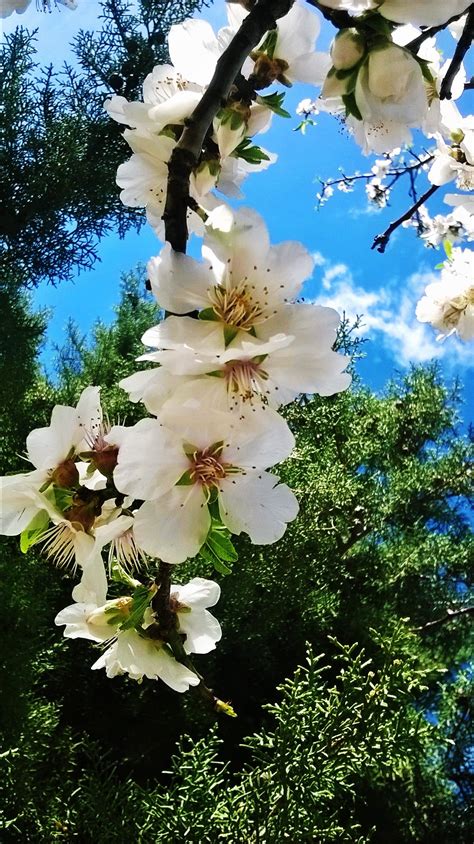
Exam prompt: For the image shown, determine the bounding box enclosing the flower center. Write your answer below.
[208,282,265,330]
[189,449,228,489]
[442,286,474,326]
[250,52,290,88]
[456,169,474,191]
[223,358,269,405]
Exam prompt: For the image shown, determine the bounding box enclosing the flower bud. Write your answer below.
[366,43,416,101]
[331,29,365,71]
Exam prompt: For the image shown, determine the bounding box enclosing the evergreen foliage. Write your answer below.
[0,275,472,842]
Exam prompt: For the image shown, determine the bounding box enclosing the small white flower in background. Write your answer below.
[107,404,298,564]
[416,247,474,341]
[55,576,221,689]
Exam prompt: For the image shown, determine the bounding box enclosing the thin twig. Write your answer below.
[440,5,474,100]
[162,0,294,253]
[371,184,439,253]
[415,606,474,632]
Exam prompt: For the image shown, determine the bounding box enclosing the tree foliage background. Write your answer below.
[0,2,473,842]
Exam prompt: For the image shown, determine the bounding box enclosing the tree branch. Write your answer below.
[415,605,474,633]
[371,184,439,253]
[163,0,294,253]
[439,5,474,100]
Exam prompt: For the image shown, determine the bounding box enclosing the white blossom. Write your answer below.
[238,2,331,88]
[0,387,102,536]
[429,132,474,192]
[353,43,428,154]
[416,248,474,340]
[107,405,298,564]
[55,575,221,689]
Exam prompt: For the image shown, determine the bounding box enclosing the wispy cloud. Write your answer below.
[311,256,473,371]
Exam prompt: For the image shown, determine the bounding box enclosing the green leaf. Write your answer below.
[176,469,194,486]
[257,91,291,118]
[51,485,75,512]
[233,138,271,164]
[199,521,238,575]
[20,509,50,554]
[443,240,453,261]
[119,585,154,632]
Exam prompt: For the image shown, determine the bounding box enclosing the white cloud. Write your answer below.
[312,258,473,370]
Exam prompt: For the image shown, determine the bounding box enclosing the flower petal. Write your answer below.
[133,485,211,564]
[219,471,299,544]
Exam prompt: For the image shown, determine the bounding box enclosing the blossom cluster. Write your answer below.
[2,0,472,703]
[1,1,353,700]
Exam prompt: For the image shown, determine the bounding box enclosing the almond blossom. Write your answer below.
[107,403,298,564]
[147,204,314,330]
[55,575,221,689]
[428,131,474,192]
[0,386,103,535]
[233,1,331,88]
[416,247,474,341]
[120,302,351,415]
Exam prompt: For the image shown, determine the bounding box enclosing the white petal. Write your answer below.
[219,472,299,544]
[274,3,320,64]
[0,470,48,535]
[148,90,202,126]
[26,405,79,470]
[288,52,331,86]
[148,243,211,313]
[133,485,211,564]
[112,418,188,500]
[429,155,456,186]
[151,646,200,691]
[223,407,295,470]
[173,577,221,609]
[178,608,222,655]
[168,20,220,87]
[54,601,110,642]
[142,315,226,357]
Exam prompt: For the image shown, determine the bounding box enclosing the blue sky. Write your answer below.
[3,0,473,410]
